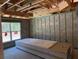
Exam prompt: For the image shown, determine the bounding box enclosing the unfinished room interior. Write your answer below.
[0,0,78,59]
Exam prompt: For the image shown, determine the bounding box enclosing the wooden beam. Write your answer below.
[21,4,41,12]
[0,7,3,59]
[0,0,10,8]
[2,10,33,17]
[16,0,44,11]
[7,0,24,10]
[39,0,58,9]
[65,0,72,5]
[16,4,30,11]
[2,13,30,19]
[7,2,21,8]
[58,0,68,11]
[73,0,78,2]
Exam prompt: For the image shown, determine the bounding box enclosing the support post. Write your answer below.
[0,8,3,59]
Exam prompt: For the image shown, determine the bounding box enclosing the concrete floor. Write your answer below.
[4,47,78,59]
[4,47,42,59]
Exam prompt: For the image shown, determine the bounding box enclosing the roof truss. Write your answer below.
[0,0,78,19]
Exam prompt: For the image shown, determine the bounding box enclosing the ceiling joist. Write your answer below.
[2,10,33,17]
[0,0,10,8]
[7,2,21,8]
[16,0,44,12]
[0,0,77,19]
[7,0,24,10]
[21,4,41,12]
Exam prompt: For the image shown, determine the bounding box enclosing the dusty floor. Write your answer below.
[4,47,78,59]
[4,47,42,59]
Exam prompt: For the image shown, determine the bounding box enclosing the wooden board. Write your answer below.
[0,11,3,59]
[50,43,72,59]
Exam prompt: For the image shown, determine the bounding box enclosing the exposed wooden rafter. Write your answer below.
[7,0,24,10]
[0,0,10,8]
[0,0,77,19]
[39,0,58,9]
[2,10,33,17]
[7,2,21,8]
[20,4,41,12]
[16,0,44,12]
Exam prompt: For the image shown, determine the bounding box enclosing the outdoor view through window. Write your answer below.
[2,22,21,43]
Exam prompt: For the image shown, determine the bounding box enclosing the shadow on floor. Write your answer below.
[4,47,42,59]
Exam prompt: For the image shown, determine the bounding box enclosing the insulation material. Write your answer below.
[72,11,78,48]
[42,16,46,39]
[38,17,43,39]
[54,14,59,41]
[32,19,36,38]
[66,12,72,43]
[60,13,66,42]
[33,8,50,17]
[37,19,40,38]
[45,16,50,40]
[34,19,37,38]
[30,20,33,37]
[31,20,34,37]
[35,18,39,38]
[30,11,78,48]
[50,15,55,41]
[38,18,41,38]
[21,20,29,39]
